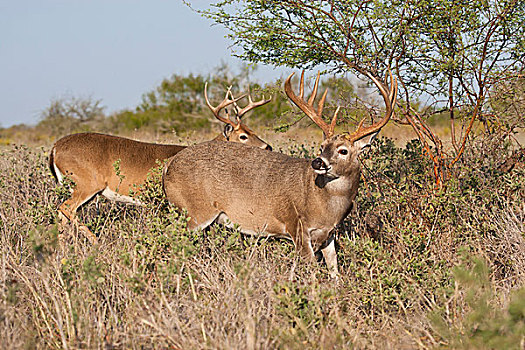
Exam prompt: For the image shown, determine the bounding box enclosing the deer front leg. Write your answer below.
[321,239,338,279]
[291,221,316,262]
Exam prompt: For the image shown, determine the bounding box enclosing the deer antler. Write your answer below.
[230,92,272,122]
[204,82,247,126]
[284,71,338,139]
[347,70,398,143]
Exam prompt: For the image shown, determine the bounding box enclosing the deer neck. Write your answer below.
[308,163,361,223]
[314,174,355,195]
[312,165,361,196]
[309,170,359,225]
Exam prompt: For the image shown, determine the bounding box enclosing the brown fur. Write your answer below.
[50,126,270,243]
[163,136,369,277]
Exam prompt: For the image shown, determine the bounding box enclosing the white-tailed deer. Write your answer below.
[50,85,272,243]
[162,70,397,277]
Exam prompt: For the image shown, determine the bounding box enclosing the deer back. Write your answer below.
[51,133,185,195]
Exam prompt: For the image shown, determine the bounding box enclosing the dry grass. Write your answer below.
[1,135,524,349]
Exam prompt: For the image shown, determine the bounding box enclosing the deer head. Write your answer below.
[205,83,272,150]
[285,70,397,182]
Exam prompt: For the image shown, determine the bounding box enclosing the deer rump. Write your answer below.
[163,140,359,254]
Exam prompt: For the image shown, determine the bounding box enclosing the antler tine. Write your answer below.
[347,69,398,143]
[284,71,337,139]
[299,71,305,100]
[308,72,320,105]
[330,106,340,133]
[235,94,272,118]
[204,82,246,126]
[227,88,242,123]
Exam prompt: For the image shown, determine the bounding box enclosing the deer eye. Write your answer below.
[338,149,348,155]
[240,134,248,141]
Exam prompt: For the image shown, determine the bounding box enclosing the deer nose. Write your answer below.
[311,157,326,170]
[265,144,273,151]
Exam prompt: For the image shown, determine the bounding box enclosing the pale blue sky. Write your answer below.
[0,0,284,127]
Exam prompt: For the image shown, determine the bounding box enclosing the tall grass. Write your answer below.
[1,137,524,348]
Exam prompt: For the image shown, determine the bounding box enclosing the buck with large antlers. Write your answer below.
[50,85,272,243]
[163,70,397,277]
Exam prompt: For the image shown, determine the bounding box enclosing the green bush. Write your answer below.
[431,257,525,349]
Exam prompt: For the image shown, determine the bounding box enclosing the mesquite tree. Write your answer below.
[202,0,525,186]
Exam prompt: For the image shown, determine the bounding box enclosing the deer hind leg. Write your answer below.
[179,197,234,232]
[184,205,223,232]
[58,187,100,244]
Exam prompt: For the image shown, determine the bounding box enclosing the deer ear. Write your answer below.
[223,124,234,139]
[355,132,379,154]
